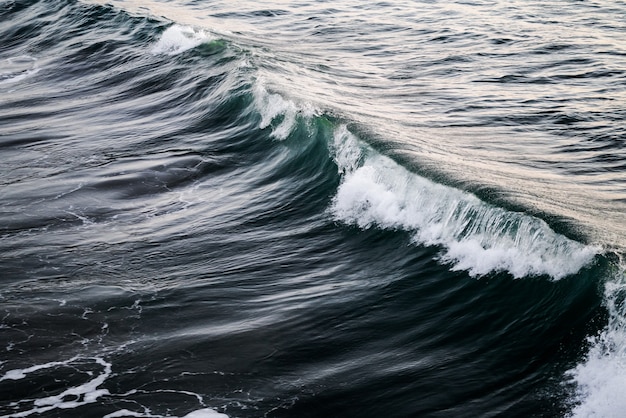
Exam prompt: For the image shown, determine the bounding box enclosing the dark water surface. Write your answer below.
[1,0,625,417]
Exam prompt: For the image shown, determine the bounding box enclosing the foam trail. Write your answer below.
[0,356,228,418]
[151,25,213,56]
[103,410,147,418]
[103,408,228,418]
[0,358,74,382]
[567,259,626,417]
[329,125,598,280]
[0,357,111,418]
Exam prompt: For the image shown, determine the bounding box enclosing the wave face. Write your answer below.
[1,0,625,417]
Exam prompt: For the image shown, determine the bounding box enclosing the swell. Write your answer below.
[0,1,623,417]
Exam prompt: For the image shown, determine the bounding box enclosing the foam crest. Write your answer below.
[151,25,213,55]
[252,80,317,140]
[567,261,626,417]
[329,126,598,279]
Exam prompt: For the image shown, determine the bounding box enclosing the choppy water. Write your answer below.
[1,0,625,416]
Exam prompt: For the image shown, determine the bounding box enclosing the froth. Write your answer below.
[151,25,213,56]
[567,264,626,417]
[182,408,229,418]
[252,80,317,140]
[329,125,598,280]
[0,56,39,85]
[0,356,229,418]
[102,408,228,418]
[0,357,111,417]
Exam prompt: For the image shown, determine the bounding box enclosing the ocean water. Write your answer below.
[1,0,625,416]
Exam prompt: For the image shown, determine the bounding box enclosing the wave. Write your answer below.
[230,26,600,281]
[253,79,320,140]
[2,5,621,416]
[80,15,626,418]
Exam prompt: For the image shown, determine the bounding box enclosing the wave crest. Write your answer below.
[151,25,214,56]
[329,125,598,279]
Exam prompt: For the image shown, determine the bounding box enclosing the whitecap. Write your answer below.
[151,25,213,56]
[566,261,626,417]
[252,79,318,140]
[329,125,598,280]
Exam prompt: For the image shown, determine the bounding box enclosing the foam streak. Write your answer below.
[0,357,111,418]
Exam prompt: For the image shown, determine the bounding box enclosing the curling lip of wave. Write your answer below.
[329,125,599,280]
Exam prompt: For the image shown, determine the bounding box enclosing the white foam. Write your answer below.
[252,80,317,140]
[0,357,111,417]
[0,356,229,418]
[0,68,39,85]
[329,125,598,280]
[567,263,626,417]
[182,408,229,418]
[151,25,213,56]
[0,358,77,382]
[101,407,228,418]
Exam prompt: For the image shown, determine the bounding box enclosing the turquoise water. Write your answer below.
[1,1,625,416]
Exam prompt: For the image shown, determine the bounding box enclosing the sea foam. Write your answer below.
[247,83,598,279]
[252,79,318,140]
[0,355,229,418]
[102,408,228,418]
[329,125,598,280]
[567,261,626,417]
[151,25,213,56]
